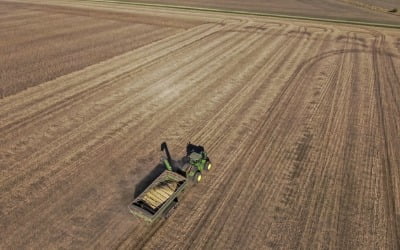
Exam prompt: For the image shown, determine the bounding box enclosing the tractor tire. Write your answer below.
[204,161,212,171]
[194,172,202,183]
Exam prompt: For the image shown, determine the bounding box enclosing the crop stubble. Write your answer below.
[133,0,400,24]
[0,0,399,249]
[0,1,202,98]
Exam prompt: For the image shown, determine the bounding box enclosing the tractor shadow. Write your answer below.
[133,163,165,199]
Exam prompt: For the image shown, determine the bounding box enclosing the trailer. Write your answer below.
[129,171,187,223]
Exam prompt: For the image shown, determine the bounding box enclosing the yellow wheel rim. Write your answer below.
[208,163,212,170]
[197,175,202,182]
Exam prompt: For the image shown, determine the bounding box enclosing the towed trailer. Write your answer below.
[129,142,211,222]
[129,171,187,223]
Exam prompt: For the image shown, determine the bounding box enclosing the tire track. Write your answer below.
[0,22,218,115]
[198,32,321,249]
[0,23,220,126]
[0,27,248,214]
[235,33,344,250]
[3,26,262,248]
[208,29,339,249]
[1,24,263,243]
[160,25,327,250]
[371,33,400,248]
[0,24,235,171]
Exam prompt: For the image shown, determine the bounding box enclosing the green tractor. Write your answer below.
[161,142,211,183]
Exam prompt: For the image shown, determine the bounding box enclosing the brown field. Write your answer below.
[356,0,398,9]
[1,0,400,249]
[135,0,400,24]
[0,1,204,97]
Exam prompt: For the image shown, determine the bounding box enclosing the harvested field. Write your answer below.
[0,1,203,97]
[135,0,400,24]
[1,0,400,249]
[355,0,399,9]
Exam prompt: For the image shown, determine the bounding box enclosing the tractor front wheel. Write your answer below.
[194,172,202,183]
[205,161,212,171]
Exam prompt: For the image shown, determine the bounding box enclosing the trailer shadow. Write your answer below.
[133,163,165,199]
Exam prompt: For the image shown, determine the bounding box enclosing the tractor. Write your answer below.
[161,142,211,183]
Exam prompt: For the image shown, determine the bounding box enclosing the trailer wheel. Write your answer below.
[194,172,202,183]
[165,198,179,218]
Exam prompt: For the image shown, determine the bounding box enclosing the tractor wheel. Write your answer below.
[194,172,202,183]
[205,161,212,171]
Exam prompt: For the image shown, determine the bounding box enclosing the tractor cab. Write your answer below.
[188,151,202,162]
[186,143,205,155]
[186,143,210,172]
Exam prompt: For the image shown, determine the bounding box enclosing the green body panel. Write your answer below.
[161,143,210,181]
[162,151,209,175]
[164,159,172,171]
[189,152,208,173]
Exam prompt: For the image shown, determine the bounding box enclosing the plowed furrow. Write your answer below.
[0,29,248,215]
[0,23,219,122]
[158,26,327,250]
